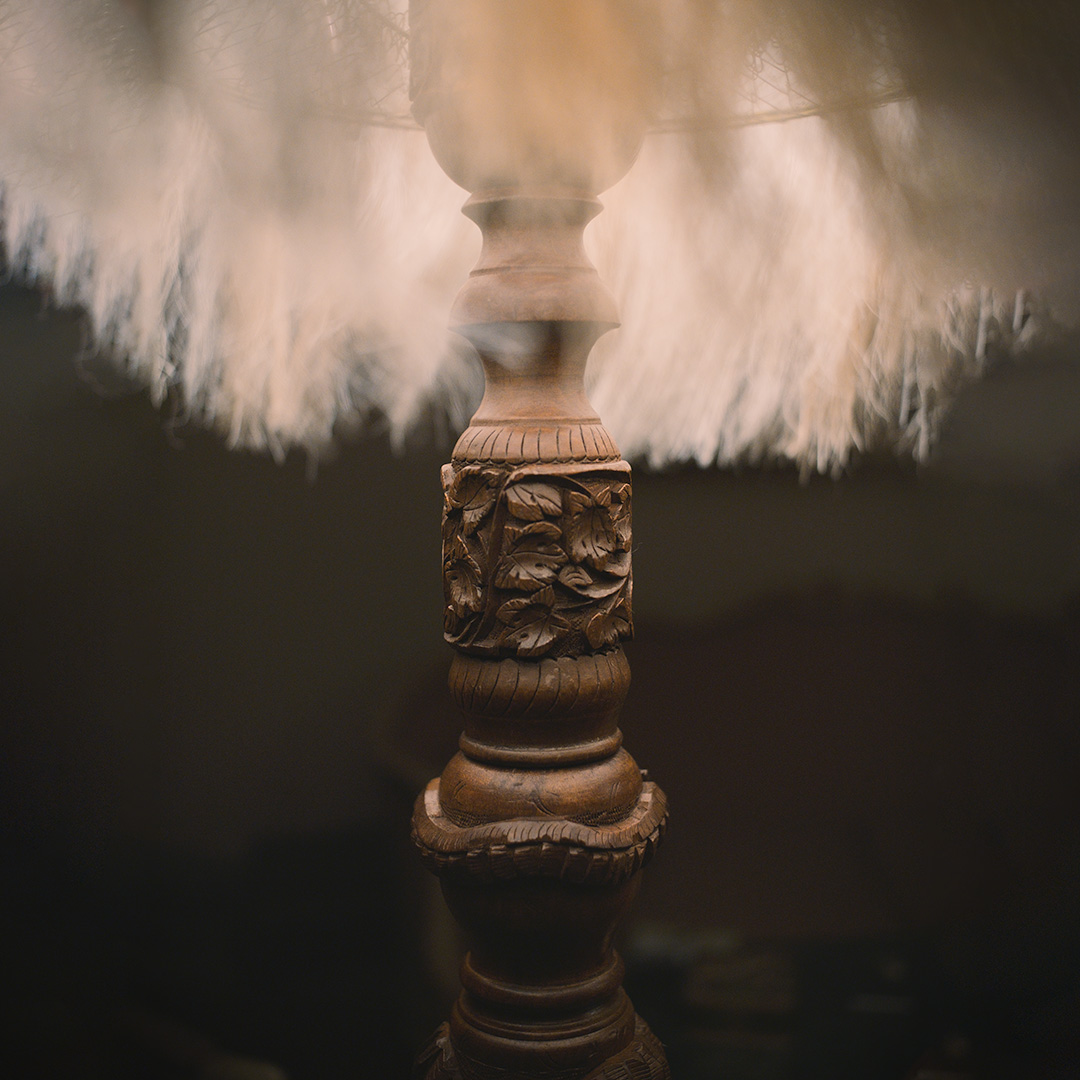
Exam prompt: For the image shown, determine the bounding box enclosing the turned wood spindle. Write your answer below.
[409,4,669,1077]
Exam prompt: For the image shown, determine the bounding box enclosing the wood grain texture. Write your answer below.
[410,3,668,1075]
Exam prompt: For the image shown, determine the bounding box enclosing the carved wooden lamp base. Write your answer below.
[410,260,670,1080]
[408,3,669,1077]
[416,1016,668,1080]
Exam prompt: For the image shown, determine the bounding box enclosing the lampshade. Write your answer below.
[2,0,1079,471]
[5,9,1080,1077]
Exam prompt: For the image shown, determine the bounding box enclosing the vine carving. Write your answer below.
[442,464,632,658]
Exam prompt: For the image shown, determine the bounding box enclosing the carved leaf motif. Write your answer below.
[504,520,561,546]
[495,552,566,591]
[444,536,483,617]
[505,481,562,521]
[601,549,631,579]
[497,586,571,656]
[495,522,566,591]
[610,484,632,551]
[565,489,617,569]
[448,467,501,535]
[558,564,626,599]
[440,463,455,512]
[443,605,465,637]
[586,598,632,650]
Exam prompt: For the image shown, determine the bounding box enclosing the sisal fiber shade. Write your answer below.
[2,0,1079,471]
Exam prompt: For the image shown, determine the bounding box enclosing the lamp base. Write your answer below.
[415,1016,669,1080]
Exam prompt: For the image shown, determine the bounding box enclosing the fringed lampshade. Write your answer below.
[4,2,1080,1077]
[4,1,1078,473]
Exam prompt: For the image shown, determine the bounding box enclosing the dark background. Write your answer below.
[2,280,1079,1078]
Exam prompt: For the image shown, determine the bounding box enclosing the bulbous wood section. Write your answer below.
[409,3,668,1076]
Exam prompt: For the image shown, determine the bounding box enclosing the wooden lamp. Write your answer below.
[4,3,1080,1076]
[407,2,669,1077]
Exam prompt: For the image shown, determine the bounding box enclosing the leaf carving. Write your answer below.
[504,520,561,546]
[444,536,483,617]
[496,586,571,657]
[586,598,632,650]
[495,551,566,591]
[505,482,562,521]
[558,564,626,599]
[565,490,617,569]
[609,484,632,551]
[440,463,456,513]
[495,520,566,590]
[447,467,501,535]
[601,549,631,579]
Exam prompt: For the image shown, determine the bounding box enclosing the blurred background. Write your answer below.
[2,278,1079,1078]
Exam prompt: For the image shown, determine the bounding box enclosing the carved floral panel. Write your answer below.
[442,463,632,658]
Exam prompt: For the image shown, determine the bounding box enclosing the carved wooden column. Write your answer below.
[409,4,669,1078]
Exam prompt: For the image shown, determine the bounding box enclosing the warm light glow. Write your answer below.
[1,0,1077,469]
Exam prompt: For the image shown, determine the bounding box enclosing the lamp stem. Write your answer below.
[409,4,668,1076]
[412,186,669,1080]
[407,45,669,1080]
